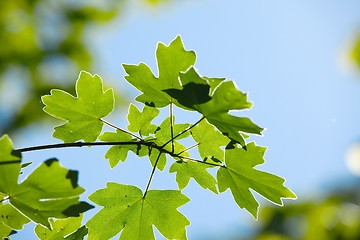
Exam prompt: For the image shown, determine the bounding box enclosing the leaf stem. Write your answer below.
[143,151,162,198]
[169,103,175,153]
[100,118,143,140]
[176,143,199,155]
[161,116,205,148]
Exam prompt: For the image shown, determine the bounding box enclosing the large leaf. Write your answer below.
[0,135,93,228]
[123,35,196,107]
[87,183,190,240]
[217,142,296,218]
[35,215,85,240]
[170,161,218,193]
[42,71,114,143]
[127,104,159,136]
[165,67,263,146]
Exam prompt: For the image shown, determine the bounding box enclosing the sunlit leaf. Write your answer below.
[0,135,93,229]
[127,104,159,136]
[165,67,263,146]
[42,71,114,143]
[123,36,196,107]
[191,120,229,162]
[99,131,142,168]
[87,183,190,240]
[217,142,296,218]
[170,160,218,193]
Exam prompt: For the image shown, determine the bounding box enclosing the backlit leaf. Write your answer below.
[0,135,93,229]
[123,36,196,107]
[165,67,263,146]
[170,161,218,193]
[87,183,190,240]
[127,104,159,136]
[191,120,229,162]
[42,71,114,143]
[99,130,142,168]
[217,142,296,218]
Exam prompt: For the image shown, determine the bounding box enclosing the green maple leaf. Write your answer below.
[0,203,30,238]
[98,131,143,168]
[0,135,93,228]
[191,120,229,162]
[127,104,159,136]
[170,161,218,193]
[123,35,196,108]
[217,142,296,218]
[164,67,263,146]
[35,215,86,240]
[99,130,166,170]
[42,71,114,143]
[87,183,190,240]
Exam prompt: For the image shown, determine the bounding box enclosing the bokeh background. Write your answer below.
[1,0,360,239]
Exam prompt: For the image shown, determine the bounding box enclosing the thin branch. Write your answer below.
[169,103,175,153]
[176,155,224,168]
[161,116,205,148]
[15,141,144,153]
[143,151,162,198]
[100,118,142,140]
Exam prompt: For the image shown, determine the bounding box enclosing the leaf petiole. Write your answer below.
[100,118,143,141]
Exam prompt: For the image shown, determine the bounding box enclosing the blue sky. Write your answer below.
[12,0,360,239]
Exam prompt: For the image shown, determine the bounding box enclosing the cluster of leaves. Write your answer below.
[0,36,296,239]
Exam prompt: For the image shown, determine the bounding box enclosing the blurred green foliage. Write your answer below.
[248,181,360,240]
[0,0,167,135]
[350,34,360,71]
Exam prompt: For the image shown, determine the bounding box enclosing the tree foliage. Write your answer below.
[0,36,296,239]
[0,0,171,135]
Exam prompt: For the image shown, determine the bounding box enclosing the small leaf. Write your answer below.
[42,71,114,143]
[217,142,296,219]
[191,120,229,162]
[170,161,218,193]
[127,104,159,136]
[123,35,196,107]
[99,130,142,168]
[87,183,190,240]
[35,215,84,240]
